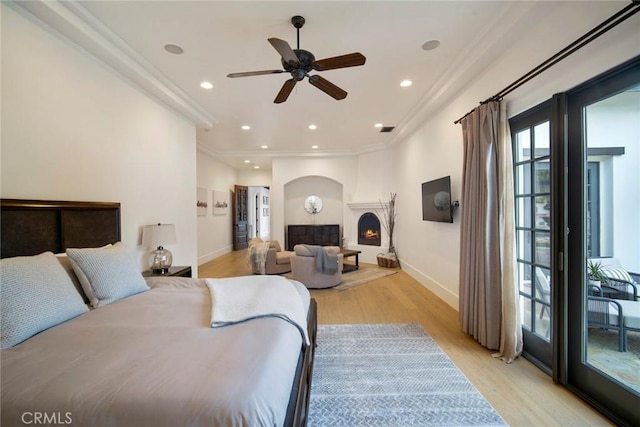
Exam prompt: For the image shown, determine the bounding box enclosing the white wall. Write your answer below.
[391,7,640,309]
[587,92,640,271]
[1,4,198,273]
[196,151,237,265]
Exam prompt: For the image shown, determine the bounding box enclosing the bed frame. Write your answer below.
[0,198,316,427]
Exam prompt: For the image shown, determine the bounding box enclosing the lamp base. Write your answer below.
[148,246,173,273]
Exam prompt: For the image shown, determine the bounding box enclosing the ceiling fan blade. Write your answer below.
[268,38,299,65]
[312,52,366,71]
[227,70,285,78]
[274,78,297,104]
[308,75,347,100]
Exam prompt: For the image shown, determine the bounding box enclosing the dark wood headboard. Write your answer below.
[1,199,121,259]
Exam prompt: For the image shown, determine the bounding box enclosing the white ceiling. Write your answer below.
[16,1,628,170]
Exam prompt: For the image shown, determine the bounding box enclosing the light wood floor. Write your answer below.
[199,250,611,426]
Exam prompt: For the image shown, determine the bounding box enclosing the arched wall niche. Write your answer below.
[284,175,343,229]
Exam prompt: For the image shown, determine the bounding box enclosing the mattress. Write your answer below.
[1,277,311,427]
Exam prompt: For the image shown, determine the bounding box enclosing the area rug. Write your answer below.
[286,266,397,290]
[308,323,507,427]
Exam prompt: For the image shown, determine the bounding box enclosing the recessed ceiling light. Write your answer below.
[241,125,251,130]
[260,145,268,149]
[244,160,250,163]
[308,124,317,130]
[254,165,260,169]
[422,40,441,51]
[164,44,184,55]
[312,145,319,149]
[200,81,213,89]
[374,123,383,128]
[400,80,413,87]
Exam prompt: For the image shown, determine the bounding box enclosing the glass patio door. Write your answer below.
[566,57,640,425]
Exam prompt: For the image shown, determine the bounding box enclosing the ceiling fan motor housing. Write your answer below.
[282,49,315,81]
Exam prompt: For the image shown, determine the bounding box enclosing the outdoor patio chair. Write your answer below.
[589,257,639,301]
[587,295,640,352]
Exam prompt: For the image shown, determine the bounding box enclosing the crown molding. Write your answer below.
[346,201,389,210]
[12,0,216,128]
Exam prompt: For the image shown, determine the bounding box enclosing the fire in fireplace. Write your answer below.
[358,212,381,246]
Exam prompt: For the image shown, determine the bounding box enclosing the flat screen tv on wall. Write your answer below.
[422,176,453,223]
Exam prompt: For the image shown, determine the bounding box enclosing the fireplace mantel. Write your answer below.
[346,201,389,210]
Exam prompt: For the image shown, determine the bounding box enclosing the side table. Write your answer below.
[142,266,192,278]
[340,249,362,273]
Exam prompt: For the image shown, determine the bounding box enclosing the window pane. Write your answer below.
[519,263,532,297]
[517,196,532,228]
[534,161,550,193]
[535,231,551,267]
[516,163,532,194]
[535,196,550,230]
[522,296,532,331]
[518,230,532,262]
[515,129,531,162]
[534,302,550,339]
[534,121,550,158]
[534,267,551,300]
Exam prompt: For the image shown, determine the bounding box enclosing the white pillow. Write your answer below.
[1,252,89,349]
[66,242,149,308]
[55,253,90,305]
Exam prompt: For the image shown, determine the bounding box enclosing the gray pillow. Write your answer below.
[67,242,149,308]
[1,251,89,349]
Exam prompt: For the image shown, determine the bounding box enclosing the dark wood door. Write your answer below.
[232,185,249,250]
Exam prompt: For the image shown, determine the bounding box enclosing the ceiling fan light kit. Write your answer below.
[227,15,366,103]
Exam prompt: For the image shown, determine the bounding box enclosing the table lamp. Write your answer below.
[142,223,176,273]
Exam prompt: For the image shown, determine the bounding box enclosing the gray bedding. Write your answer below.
[1,277,310,427]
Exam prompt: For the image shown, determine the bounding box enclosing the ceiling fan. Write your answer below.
[227,15,366,104]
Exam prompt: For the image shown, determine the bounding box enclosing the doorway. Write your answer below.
[233,185,270,250]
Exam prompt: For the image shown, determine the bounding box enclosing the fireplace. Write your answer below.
[357,212,381,246]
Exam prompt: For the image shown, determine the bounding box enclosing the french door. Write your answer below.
[510,102,553,371]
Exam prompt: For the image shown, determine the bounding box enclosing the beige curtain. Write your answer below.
[459,101,522,362]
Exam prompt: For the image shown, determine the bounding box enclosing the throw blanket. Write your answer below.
[205,276,309,346]
[303,244,339,275]
[248,242,270,274]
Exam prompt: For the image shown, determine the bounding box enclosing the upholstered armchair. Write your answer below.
[248,238,293,275]
[290,244,343,289]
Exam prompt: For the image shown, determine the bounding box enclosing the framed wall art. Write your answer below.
[213,190,229,215]
[197,187,208,216]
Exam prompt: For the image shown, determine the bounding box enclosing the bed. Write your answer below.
[0,199,317,427]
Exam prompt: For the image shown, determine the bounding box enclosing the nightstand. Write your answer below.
[142,266,192,278]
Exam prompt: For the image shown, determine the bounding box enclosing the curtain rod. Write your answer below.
[454,1,640,125]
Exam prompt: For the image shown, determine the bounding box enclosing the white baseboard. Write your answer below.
[198,246,232,266]
[399,259,459,310]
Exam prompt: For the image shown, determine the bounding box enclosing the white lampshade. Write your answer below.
[142,224,176,273]
[142,223,176,248]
